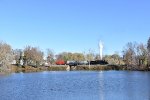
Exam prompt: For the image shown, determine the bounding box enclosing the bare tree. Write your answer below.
[86,49,95,61]
[136,43,148,67]
[0,42,13,72]
[73,53,85,61]
[24,46,44,67]
[55,52,67,61]
[104,53,124,65]
[56,52,85,62]
[12,49,22,65]
[47,49,55,65]
[123,42,137,66]
[86,49,95,68]
[94,54,100,60]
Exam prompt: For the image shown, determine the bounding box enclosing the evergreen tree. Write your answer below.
[147,37,150,52]
[147,37,150,66]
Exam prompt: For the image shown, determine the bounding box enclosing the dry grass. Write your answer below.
[10,64,147,73]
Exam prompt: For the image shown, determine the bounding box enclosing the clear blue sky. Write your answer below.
[0,0,150,55]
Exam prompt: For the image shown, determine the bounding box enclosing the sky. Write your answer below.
[0,0,150,55]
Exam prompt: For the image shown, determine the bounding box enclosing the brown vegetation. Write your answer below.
[122,38,150,70]
[0,42,13,72]
[1,37,150,73]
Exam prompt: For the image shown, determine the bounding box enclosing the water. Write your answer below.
[0,71,150,100]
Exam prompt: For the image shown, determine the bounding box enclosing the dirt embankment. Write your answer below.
[8,64,150,73]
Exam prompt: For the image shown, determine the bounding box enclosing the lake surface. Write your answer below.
[0,71,150,100]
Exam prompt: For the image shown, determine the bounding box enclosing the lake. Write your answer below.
[0,71,150,100]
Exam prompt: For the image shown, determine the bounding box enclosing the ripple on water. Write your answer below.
[0,71,150,100]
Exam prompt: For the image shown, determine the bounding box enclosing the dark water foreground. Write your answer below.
[0,71,150,100]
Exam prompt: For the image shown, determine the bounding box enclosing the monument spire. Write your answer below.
[99,41,103,60]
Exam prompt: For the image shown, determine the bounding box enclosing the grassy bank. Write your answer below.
[47,65,68,71]
[76,65,113,70]
[6,64,150,73]
[11,65,48,73]
[10,65,68,73]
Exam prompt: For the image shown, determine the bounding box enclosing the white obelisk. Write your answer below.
[99,41,103,60]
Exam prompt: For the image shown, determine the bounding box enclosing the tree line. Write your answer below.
[0,37,150,72]
[123,37,150,70]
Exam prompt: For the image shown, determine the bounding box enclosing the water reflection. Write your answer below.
[98,71,104,100]
[97,71,150,100]
[0,71,150,100]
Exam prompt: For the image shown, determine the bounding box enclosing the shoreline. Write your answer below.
[8,64,150,73]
